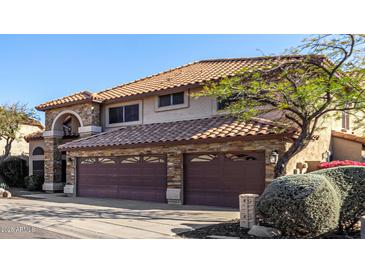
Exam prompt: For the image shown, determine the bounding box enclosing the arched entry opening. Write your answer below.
[52,110,83,137]
[46,111,83,188]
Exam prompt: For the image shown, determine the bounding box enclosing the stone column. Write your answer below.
[240,194,259,228]
[64,154,76,196]
[166,152,183,205]
[43,135,64,192]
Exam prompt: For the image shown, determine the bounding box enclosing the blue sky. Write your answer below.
[0,34,307,121]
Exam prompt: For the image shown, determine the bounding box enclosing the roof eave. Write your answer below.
[101,82,204,105]
[36,98,103,112]
[59,132,296,152]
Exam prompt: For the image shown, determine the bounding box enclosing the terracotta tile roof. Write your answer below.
[332,130,365,145]
[23,118,44,129]
[37,55,321,111]
[59,115,295,150]
[24,131,44,142]
[36,91,105,111]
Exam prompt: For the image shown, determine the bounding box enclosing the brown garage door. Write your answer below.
[77,155,167,203]
[184,151,265,208]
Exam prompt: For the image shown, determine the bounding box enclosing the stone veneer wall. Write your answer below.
[43,103,101,191]
[44,137,63,183]
[45,103,101,130]
[65,139,287,204]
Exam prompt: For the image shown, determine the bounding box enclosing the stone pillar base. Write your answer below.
[64,185,75,197]
[240,194,259,228]
[42,182,64,193]
[166,188,182,205]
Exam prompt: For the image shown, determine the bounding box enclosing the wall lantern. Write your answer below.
[270,150,279,164]
[322,150,332,162]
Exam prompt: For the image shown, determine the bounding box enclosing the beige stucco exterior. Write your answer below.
[101,88,219,131]
[0,124,42,157]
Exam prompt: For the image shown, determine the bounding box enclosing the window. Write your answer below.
[143,156,165,163]
[342,111,350,130]
[80,158,98,165]
[158,92,184,108]
[190,154,217,162]
[225,153,257,161]
[109,104,139,124]
[121,156,140,164]
[32,160,44,178]
[99,158,117,164]
[32,147,44,156]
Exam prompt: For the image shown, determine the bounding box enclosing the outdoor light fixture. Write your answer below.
[322,150,332,162]
[270,150,279,164]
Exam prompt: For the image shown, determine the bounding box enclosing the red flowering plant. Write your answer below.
[319,160,365,169]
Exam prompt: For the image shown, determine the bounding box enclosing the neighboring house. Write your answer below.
[0,119,44,157]
[25,55,365,208]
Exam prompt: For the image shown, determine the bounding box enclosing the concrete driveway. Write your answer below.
[0,193,238,239]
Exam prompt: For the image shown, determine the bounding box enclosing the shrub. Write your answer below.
[0,182,8,190]
[312,166,365,232]
[24,175,44,191]
[257,174,341,238]
[0,157,28,188]
[319,160,365,169]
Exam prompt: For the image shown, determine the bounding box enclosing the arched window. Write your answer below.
[33,147,44,156]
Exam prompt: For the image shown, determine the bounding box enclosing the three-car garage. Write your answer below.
[76,151,266,208]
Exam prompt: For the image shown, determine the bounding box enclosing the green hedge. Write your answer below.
[0,157,28,188]
[257,174,341,237]
[312,166,365,232]
[257,166,365,237]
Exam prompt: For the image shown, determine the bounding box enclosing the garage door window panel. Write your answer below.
[143,156,165,163]
[121,156,141,164]
[190,154,218,163]
[98,158,117,164]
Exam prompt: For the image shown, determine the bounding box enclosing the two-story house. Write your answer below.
[26,55,365,208]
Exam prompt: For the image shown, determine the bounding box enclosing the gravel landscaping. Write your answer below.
[178,219,361,239]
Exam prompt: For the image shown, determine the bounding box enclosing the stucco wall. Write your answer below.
[286,129,331,174]
[331,137,363,162]
[285,112,364,174]
[101,88,218,130]
[0,124,42,157]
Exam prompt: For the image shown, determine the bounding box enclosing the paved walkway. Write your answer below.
[0,193,238,239]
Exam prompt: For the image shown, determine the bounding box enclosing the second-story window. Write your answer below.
[109,104,139,124]
[342,111,350,130]
[158,92,184,108]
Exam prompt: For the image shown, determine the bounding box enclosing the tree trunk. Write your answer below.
[3,138,14,159]
[274,131,310,178]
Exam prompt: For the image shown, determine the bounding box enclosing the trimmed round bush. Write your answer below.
[312,166,365,232]
[257,174,341,237]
